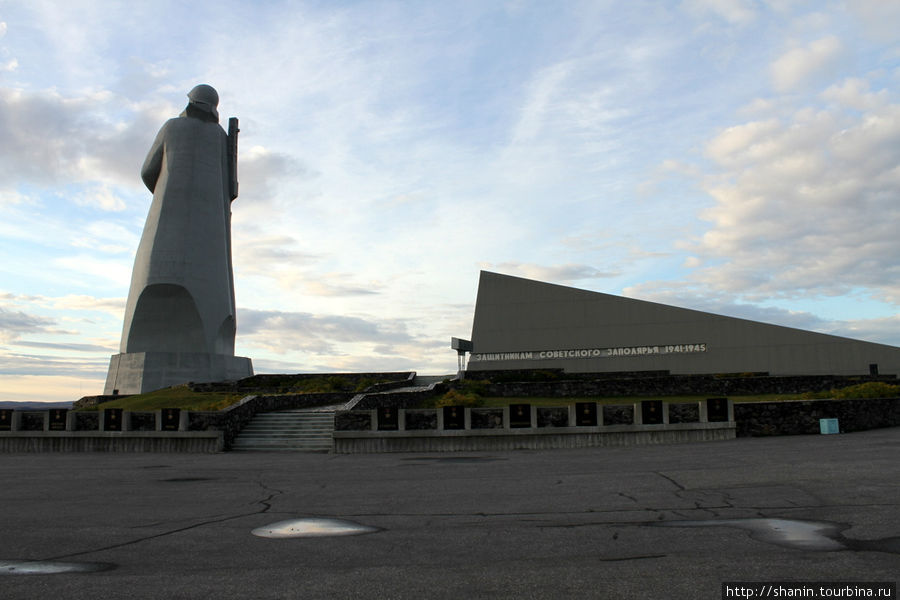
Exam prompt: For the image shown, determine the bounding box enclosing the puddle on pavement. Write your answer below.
[251,518,379,539]
[0,560,114,575]
[652,518,900,554]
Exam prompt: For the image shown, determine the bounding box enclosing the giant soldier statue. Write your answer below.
[104,84,253,394]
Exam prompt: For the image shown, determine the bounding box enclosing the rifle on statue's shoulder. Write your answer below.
[227,117,239,201]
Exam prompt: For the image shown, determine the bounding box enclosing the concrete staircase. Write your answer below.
[231,408,335,452]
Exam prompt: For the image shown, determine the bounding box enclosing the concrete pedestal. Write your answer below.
[103,352,253,395]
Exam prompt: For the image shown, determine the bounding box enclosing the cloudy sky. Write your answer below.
[2,0,900,404]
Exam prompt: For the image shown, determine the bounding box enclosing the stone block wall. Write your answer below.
[477,374,896,399]
[351,385,448,410]
[734,397,900,436]
[194,372,413,394]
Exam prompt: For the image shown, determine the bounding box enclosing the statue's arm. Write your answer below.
[140,124,167,192]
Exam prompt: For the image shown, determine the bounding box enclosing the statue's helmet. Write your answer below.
[187,84,219,119]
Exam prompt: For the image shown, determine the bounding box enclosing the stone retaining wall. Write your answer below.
[333,399,736,452]
[8,391,899,452]
[334,427,734,453]
[734,397,900,436]
[350,384,447,410]
[478,374,896,398]
[191,372,413,394]
[0,432,223,452]
[74,372,415,409]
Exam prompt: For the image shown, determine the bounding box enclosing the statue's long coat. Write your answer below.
[119,115,236,356]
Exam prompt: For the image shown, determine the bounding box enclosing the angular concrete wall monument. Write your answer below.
[104,85,253,394]
[466,271,900,376]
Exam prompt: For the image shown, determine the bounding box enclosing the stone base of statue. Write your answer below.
[103,352,254,395]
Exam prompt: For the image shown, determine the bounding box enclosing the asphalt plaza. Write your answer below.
[1,428,898,599]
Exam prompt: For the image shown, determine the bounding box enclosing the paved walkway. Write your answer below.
[1,428,898,599]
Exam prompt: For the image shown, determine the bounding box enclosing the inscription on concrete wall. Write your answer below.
[470,344,707,363]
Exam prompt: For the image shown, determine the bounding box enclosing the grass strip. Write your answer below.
[80,386,245,412]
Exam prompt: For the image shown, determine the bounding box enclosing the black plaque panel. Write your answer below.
[575,402,597,426]
[641,400,663,425]
[161,408,181,431]
[377,406,399,431]
[707,398,729,422]
[443,406,465,430]
[49,409,68,431]
[103,408,123,431]
[0,409,12,431]
[509,403,531,428]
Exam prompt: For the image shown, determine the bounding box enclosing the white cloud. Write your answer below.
[847,0,900,43]
[705,119,782,166]
[0,352,107,379]
[303,276,382,297]
[69,220,138,255]
[49,294,124,317]
[14,340,114,353]
[237,145,311,206]
[0,307,59,342]
[685,77,900,302]
[510,61,573,144]
[0,189,29,207]
[239,308,413,355]
[821,78,889,111]
[0,87,157,189]
[624,280,831,330]
[479,262,620,283]
[72,185,126,212]
[53,254,132,288]
[681,0,757,25]
[771,36,844,92]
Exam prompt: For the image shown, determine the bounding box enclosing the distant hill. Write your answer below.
[0,401,74,410]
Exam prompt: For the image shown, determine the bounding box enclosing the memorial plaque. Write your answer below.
[161,408,181,431]
[0,409,12,431]
[575,402,597,426]
[377,406,399,431]
[443,406,465,430]
[641,400,663,425]
[509,403,531,428]
[707,398,729,422]
[103,408,123,431]
[49,409,68,431]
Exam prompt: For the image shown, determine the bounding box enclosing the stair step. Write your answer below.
[232,409,336,453]
[240,433,331,440]
[233,441,332,447]
[242,426,332,431]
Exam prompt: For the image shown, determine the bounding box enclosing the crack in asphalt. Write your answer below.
[336,499,900,519]
[655,471,686,491]
[42,479,285,562]
[597,554,666,562]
